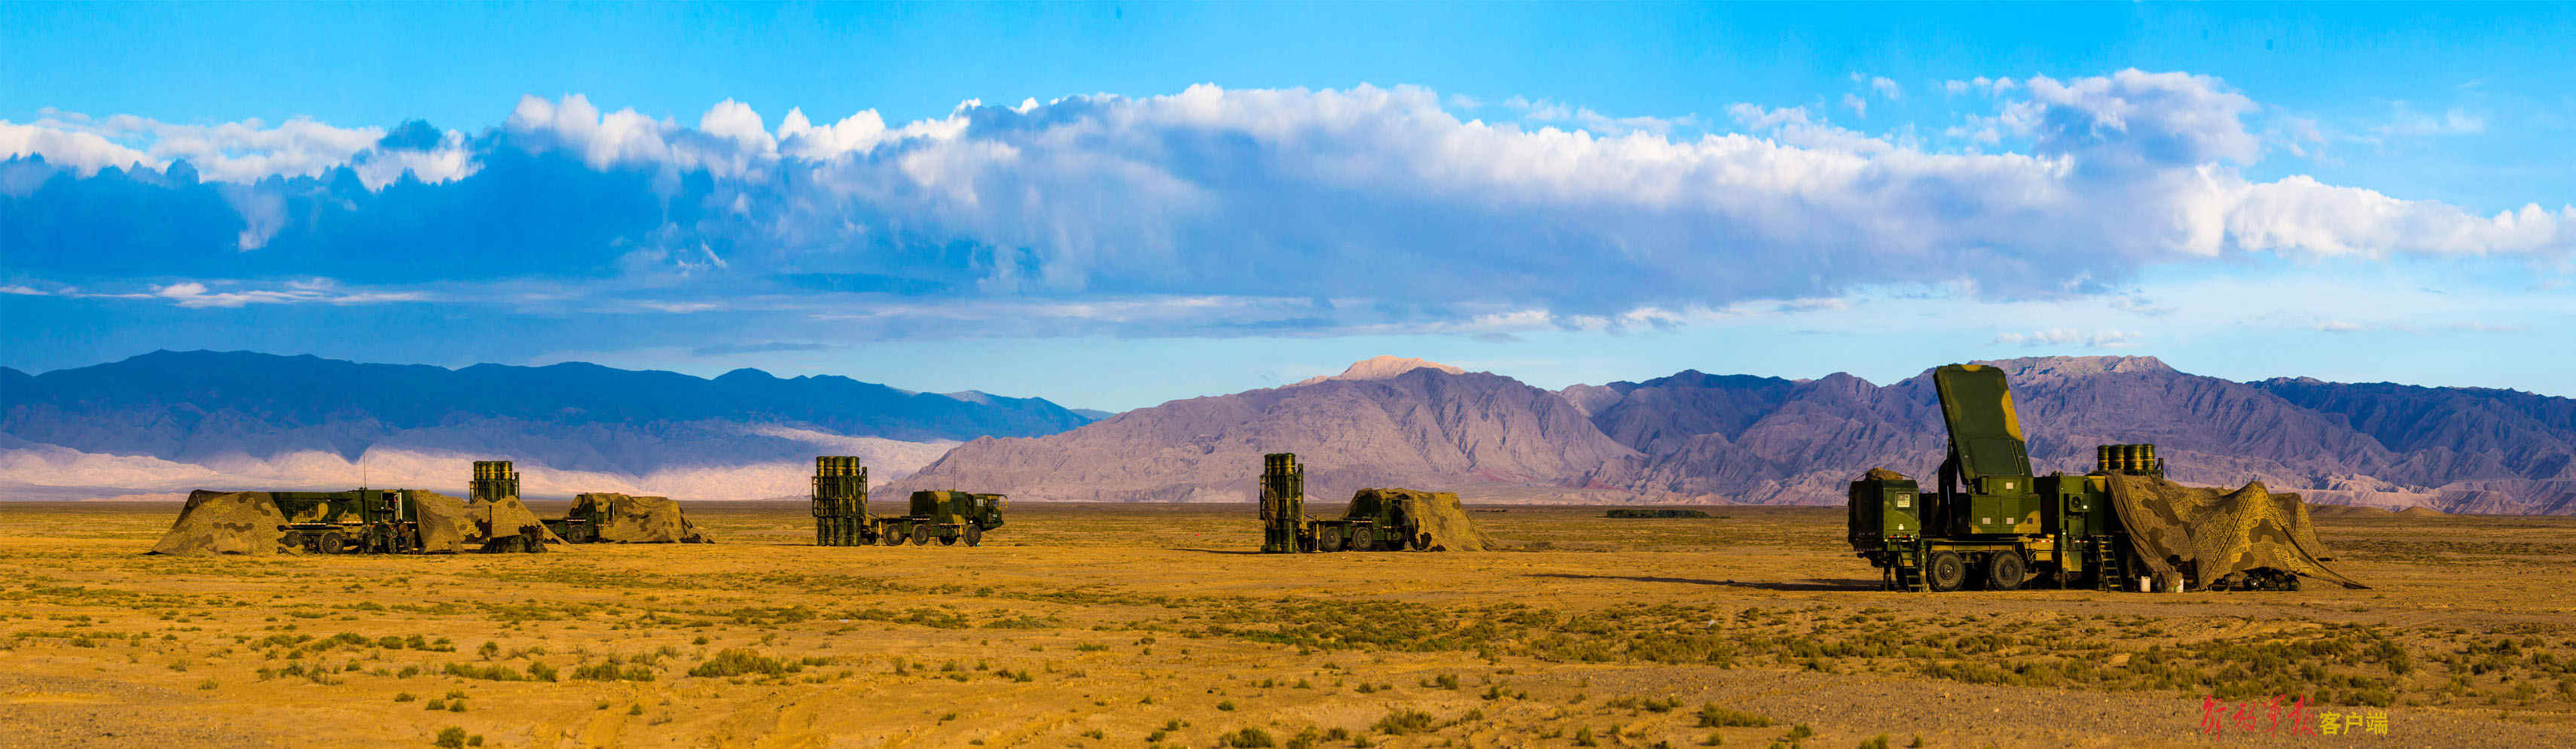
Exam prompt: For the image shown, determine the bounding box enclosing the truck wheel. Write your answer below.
[880,526,904,546]
[1986,553,2026,591]
[1296,534,1316,553]
[1926,552,1967,592]
[910,525,930,546]
[939,533,958,546]
[1318,526,1343,552]
[318,531,346,555]
[964,525,983,547]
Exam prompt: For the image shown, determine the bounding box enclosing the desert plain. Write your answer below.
[1,501,2571,748]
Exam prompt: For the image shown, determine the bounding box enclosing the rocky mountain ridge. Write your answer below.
[902,355,2576,514]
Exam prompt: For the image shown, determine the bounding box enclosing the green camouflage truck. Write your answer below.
[1848,364,2359,592]
[272,488,426,553]
[889,491,1005,547]
[810,456,1004,547]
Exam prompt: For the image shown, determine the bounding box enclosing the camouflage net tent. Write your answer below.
[148,491,291,556]
[469,494,569,553]
[569,493,714,543]
[407,490,474,554]
[1351,488,1493,551]
[2106,474,2367,591]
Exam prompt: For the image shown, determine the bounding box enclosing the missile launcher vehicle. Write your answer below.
[810,456,1004,547]
[1847,364,2362,592]
[1257,453,1437,552]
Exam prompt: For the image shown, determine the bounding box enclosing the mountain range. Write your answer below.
[8,351,2572,514]
[0,350,1091,501]
[898,355,2576,514]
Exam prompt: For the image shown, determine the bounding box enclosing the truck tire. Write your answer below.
[879,528,903,546]
[1986,552,2026,591]
[1319,526,1344,553]
[910,524,930,546]
[1926,551,1967,592]
[964,524,983,547]
[318,531,346,554]
[938,533,958,546]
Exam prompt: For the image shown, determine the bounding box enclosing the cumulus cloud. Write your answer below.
[0,113,477,188]
[2005,69,2260,169]
[3,73,2571,339]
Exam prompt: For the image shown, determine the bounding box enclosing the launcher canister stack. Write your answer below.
[471,460,520,503]
[813,455,870,547]
[1259,452,1305,553]
[2095,444,2165,478]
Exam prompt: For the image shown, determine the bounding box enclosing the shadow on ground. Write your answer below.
[1522,572,1880,592]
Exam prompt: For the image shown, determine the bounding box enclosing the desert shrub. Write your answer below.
[443,662,526,681]
[1697,704,1772,728]
[1218,726,1275,747]
[688,649,799,678]
[1372,709,1436,735]
[575,660,657,682]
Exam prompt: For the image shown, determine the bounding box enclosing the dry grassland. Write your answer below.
[2,501,2571,748]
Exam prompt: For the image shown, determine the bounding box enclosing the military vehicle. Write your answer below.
[272,489,426,553]
[467,460,560,553]
[810,456,1005,547]
[1256,453,1432,552]
[890,491,1005,546]
[1847,364,2355,592]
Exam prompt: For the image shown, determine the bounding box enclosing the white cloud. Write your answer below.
[2006,69,2260,167]
[2,113,478,188]
[1870,76,1903,100]
[145,279,429,309]
[0,121,153,173]
[1842,93,1869,117]
[2378,105,2485,137]
[8,75,2573,333]
[1994,328,2143,349]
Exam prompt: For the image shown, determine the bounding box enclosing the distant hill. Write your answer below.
[0,350,1091,501]
[896,355,2576,514]
[894,364,1637,503]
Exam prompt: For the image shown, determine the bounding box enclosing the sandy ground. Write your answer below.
[0,501,2570,749]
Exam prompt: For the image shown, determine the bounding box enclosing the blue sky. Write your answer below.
[5,3,2572,410]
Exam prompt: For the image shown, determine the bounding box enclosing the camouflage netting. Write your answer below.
[1352,488,1492,551]
[469,495,569,552]
[407,490,473,554]
[2106,474,2367,590]
[148,491,291,556]
[570,493,714,543]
